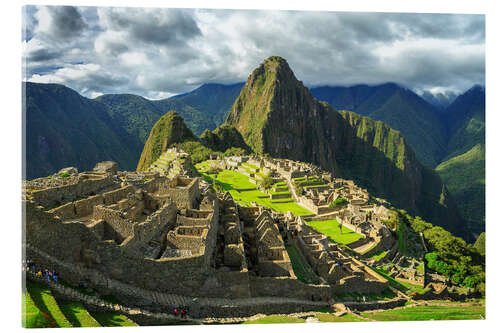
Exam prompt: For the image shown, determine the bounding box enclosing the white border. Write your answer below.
[3,1,497,333]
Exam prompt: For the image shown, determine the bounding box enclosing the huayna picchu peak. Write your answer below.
[225,56,466,240]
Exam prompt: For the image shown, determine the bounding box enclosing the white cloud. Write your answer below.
[23,6,485,98]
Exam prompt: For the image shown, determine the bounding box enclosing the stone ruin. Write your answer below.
[23,155,395,316]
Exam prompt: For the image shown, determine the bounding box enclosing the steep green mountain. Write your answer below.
[136,111,197,171]
[154,83,244,136]
[436,144,485,235]
[226,56,466,239]
[97,83,244,141]
[435,86,485,235]
[24,82,140,179]
[441,85,485,160]
[310,84,447,167]
[95,94,164,145]
[199,124,251,153]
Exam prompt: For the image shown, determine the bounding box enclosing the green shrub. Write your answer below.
[329,197,348,208]
[260,175,274,190]
[59,172,71,178]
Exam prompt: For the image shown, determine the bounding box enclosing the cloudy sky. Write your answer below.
[22,5,485,99]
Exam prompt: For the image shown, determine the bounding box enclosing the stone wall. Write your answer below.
[102,185,135,205]
[30,176,116,208]
[163,177,200,209]
[92,205,133,242]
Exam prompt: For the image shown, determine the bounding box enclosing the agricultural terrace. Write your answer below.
[361,303,485,321]
[305,219,363,245]
[196,162,312,216]
[23,281,137,328]
[242,301,485,324]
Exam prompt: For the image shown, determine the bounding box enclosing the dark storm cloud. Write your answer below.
[25,48,62,62]
[102,8,201,46]
[24,7,485,99]
[41,6,87,39]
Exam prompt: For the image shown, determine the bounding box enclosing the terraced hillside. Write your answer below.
[196,160,312,216]
[23,281,137,328]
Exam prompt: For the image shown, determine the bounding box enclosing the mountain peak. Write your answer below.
[136,110,196,171]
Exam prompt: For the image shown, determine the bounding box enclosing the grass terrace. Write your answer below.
[197,166,313,216]
[361,303,485,321]
[23,281,137,328]
[242,313,367,324]
[305,219,363,245]
[368,250,388,261]
[286,245,321,284]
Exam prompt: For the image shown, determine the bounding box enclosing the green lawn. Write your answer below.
[243,315,306,324]
[305,219,363,245]
[26,281,72,328]
[286,245,321,284]
[243,313,367,324]
[361,304,485,321]
[197,167,313,216]
[314,313,368,322]
[368,250,387,261]
[89,311,137,327]
[58,301,101,327]
[22,291,55,328]
[23,280,138,328]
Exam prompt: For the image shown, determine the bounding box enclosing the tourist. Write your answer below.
[45,269,51,282]
[53,271,58,283]
[174,308,179,317]
[181,309,186,319]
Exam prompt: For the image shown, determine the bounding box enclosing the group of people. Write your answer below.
[23,259,59,284]
[173,307,188,319]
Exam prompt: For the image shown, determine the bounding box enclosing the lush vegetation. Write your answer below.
[311,83,448,168]
[329,197,348,208]
[396,210,485,293]
[137,111,197,171]
[305,219,363,245]
[25,82,141,179]
[436,144,485,234]
[259,174,274,190]
[200,124,251,154]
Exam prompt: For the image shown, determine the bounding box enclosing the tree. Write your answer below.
[260,175,274,190]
